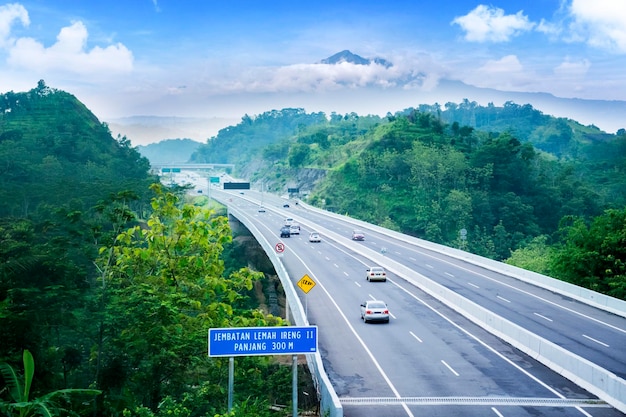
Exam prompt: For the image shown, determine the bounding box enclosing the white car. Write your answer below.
[290,225,300,235]
[309,232,321,242]
[360,300,390,323]
[365,266,386,282]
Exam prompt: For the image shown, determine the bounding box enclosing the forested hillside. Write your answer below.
[193,105,626,299]
[0,83,300,417]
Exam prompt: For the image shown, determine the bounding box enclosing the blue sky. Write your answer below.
[1,0,625,126]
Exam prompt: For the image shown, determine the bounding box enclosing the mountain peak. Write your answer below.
[320,50,392,68]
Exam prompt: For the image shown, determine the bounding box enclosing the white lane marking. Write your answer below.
[582,334,610,348]
[534,313,553,322]
[468,282,480,289]
[354,282,362,288]
[441,360,459,376]
[399,245,626,334]
[283,254,415,416]
[389,312,396,319]
[496,295,511,303]
[333,263,339,268]
[491,407,504,417]
[390,282,570,402]
[425,264,434,269]
[325,256,330,261]
[409,257,417,261]
[445,272,455,278]
[343,271,349,276]
[395,251,401,255]
[409,331,423,343]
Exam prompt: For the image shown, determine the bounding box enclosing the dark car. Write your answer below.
[352,230,365,241]
[280,226,291,238]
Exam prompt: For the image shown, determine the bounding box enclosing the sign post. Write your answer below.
[296,274,316,318]
[208,326,318,415]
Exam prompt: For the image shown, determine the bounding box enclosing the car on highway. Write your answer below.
[365,266,386,282]
[258,205,266,213]
[283,202,290,208]
[284,217,294,226]
[309,232,321,243]
[280,226,291,238]
[360,300,389,323]
[351,230,365,241]
[290,225,300,235]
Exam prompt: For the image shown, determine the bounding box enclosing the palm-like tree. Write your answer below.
[0,350,101,417]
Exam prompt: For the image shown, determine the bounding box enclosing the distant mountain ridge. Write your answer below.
[136,138,202,164]
[315,50,625,134]
[320,50,392,68]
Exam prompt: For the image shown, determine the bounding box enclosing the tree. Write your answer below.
[288,144,310,167]
[95,184,283,411]
[0,350,100,417]
[551,209,626,299]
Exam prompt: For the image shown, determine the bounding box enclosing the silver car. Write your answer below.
[366,266,386,282]
[360,300,390,323]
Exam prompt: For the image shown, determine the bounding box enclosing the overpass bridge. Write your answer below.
[150,162,235,174]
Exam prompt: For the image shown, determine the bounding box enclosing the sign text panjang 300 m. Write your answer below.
[208,326,318,357]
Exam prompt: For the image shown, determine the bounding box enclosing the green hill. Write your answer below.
[0,80,155,218]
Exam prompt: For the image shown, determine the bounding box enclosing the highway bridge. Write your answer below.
[150,162,234,174]
[208,188,626,417]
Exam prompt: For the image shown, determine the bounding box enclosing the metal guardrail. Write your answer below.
[298,201,626,318]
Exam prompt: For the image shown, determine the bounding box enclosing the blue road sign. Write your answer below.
[208,326,317,357]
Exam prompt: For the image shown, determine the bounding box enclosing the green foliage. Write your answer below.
[1,83,305,416]
[506,235,554,275]
[0,349,100,417]
[95,184,287,412]
[551,209,626,298]
[0,85,155,219]
[190,108,327,167]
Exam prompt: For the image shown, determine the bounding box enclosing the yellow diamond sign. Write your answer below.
[297,274,316,294]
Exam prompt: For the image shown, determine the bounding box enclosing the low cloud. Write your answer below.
[452,5,534,42]
[200,54,443,94]
[460,55,533,91]
[554,58,591,78]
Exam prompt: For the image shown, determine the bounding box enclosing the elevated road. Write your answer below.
[208,187,626,416]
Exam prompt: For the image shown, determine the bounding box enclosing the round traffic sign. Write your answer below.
[275,243,285,253]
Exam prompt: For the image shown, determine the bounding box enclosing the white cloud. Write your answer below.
[452,5,534,42]
[536,19,561,37]
[460,55,533,91]
[6,21,133,76]
[0,3,29,48]
[554,57,590,78]
[567,0,626,52]
[196,53,443,95]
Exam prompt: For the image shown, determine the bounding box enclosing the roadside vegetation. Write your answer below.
[0,82,312,416]
[191,104,626,300]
